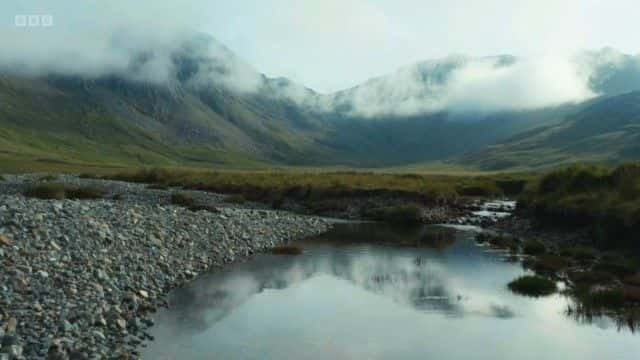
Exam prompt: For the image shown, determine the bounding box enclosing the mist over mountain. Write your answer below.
[3,13,640,169]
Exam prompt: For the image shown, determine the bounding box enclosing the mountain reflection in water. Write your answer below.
[144,223,640,360]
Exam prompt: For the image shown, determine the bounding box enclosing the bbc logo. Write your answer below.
[15,15,54,27]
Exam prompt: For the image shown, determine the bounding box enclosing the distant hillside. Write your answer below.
[460,92,640,170]
[2,34,640,171]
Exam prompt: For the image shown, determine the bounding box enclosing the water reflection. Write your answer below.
[144,223,640,360]
[160,224,518,336]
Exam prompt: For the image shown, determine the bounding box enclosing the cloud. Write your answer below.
[445,55,596,113]
[320,54,600,118]
[0,0,263,92]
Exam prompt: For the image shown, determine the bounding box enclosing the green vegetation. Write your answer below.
[271,245,303,255]
[522,240,546,256]
[170,192,196,208]
[520,163,640,249]
[24,183,66,200]
[38,174,58,182]
[508,275,557,297]
[363,204,423,224]
[475,233,519,252]
[66,186,105,200]
[525,254,569,275]
[24,183,105,200]
[226,194,248,204]
[574,288,626,309]
[0,175,5,181]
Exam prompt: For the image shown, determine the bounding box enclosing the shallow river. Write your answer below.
[143,222,639,360]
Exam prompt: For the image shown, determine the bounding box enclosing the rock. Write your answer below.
[91,330,105,341]
[5,317,17,333]
[60,320,74,333]
[0,175,332,358]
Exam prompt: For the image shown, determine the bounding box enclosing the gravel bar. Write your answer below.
[0,175,331,359]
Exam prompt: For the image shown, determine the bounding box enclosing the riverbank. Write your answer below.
[0,175,331,359]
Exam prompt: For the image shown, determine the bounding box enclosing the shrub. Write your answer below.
[66,186,105,200]
[271,245,303,255]
[24,183,66,199]
[78,173,98,179]
[522,240,546,255]
[363,204,422,224]
[0,175,5,181]
[508,275,557,297]
[170,192,196,207]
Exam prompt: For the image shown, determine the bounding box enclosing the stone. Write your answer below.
[115,318,127,330]
[91,330,106,341]
[0,234,9,246]
[138,290,149,299]
[5,317,17,333]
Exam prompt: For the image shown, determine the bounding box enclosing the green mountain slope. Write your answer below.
[460,92,640,170]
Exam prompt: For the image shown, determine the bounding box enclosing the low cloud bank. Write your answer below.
[1,1,637,117]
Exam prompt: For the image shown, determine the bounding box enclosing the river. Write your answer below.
[143,222,639,359]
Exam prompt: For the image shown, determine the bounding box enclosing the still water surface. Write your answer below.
[144,223,639,360]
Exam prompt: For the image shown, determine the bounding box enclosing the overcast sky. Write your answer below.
[3,0,639,93]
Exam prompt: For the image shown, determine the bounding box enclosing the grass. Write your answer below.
[24,183,66,199]
[226,194,248,204]
[24,183,105,200]
[526,254,570,275]
[362,204,423,224]
[66,186,105,200]
[103,168,532,204]
[508,275,557,297]
[522,240,546,256]
[170,192,196,208]
[476,233,519,252]
[575,288,626,309]
[519,163,640,250]
[38,174,58,182]
[271,245,303,255]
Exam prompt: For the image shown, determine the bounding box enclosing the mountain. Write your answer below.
[460,91,640,170]
[2,34,640,171]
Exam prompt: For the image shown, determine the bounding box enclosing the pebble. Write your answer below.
[0,174,331,358]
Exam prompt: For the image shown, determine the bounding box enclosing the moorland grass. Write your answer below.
[508,275,557,297]
[520,163,640,250]
[24,183,104,200]
[170,192,196,208]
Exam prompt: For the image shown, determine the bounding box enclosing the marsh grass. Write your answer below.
[24,183,105,200]
[103,168,531,207]
[522,240,546,256]
[508,275,557,297]
[24,183,66,199]
[170,192,196,208]
[66,186,105,200]
[363,204,423,224]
